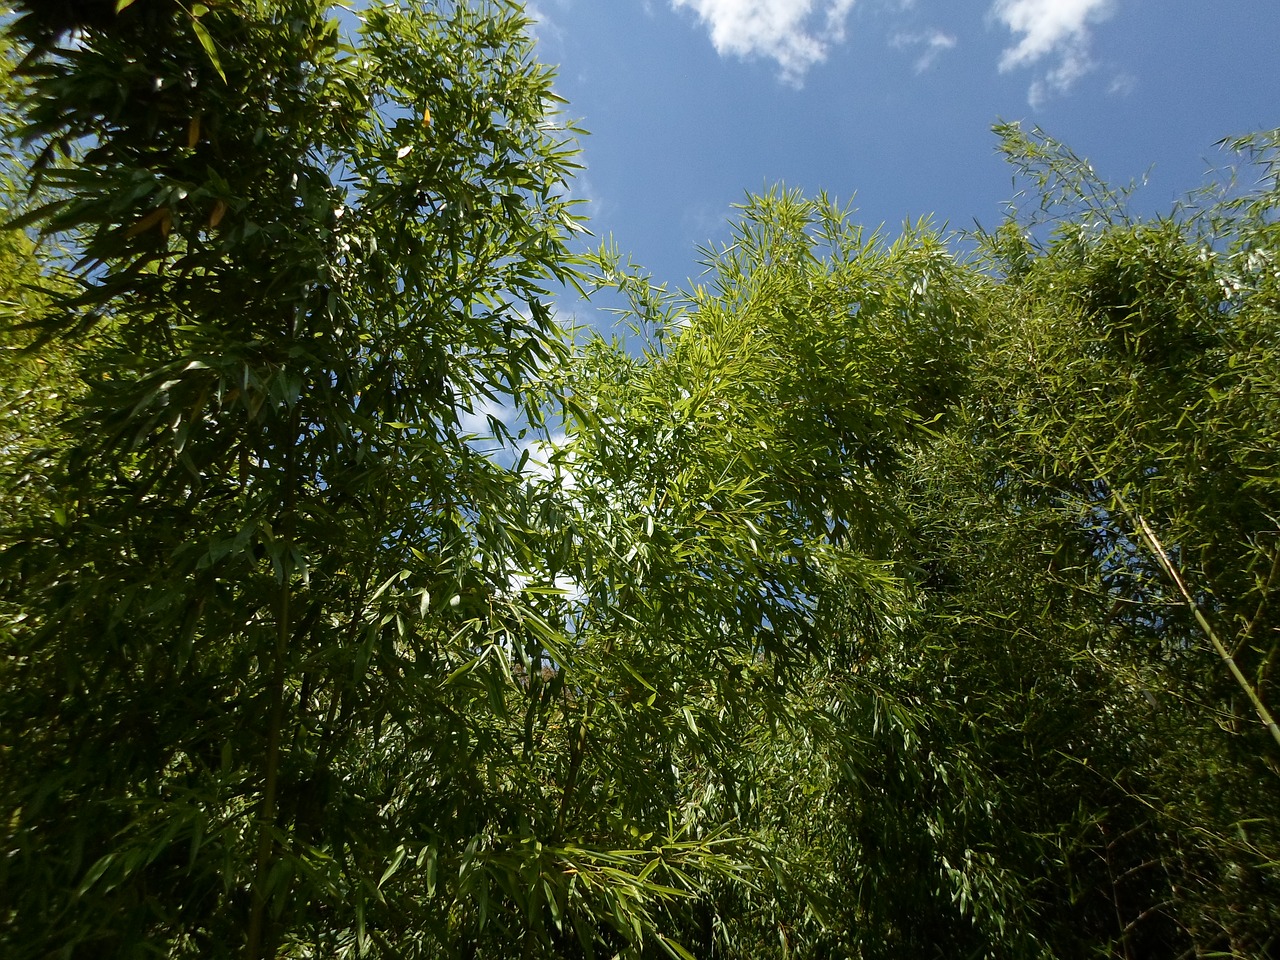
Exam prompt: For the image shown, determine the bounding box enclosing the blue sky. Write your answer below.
[524,0,1280,299]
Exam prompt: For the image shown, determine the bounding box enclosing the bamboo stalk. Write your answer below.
[1129,513,1280,750]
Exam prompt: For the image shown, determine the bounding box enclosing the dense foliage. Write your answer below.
[2,3,1277,958]
[574,139,1280,957]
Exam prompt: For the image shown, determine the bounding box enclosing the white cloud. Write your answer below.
[521,434,577,492]
[524,0,575,46]
[457,393,520,444]
[1025,41,1092,107]
[665,0,1122,101]
[1107,72,1136,97]
[991,0,1113,103]
[890,28,956,73]
[670,0,858,85]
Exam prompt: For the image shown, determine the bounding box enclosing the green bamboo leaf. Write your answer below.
[76,854,114,896]
[378,845,408,890]
[188,14,227,83]
[658,934,698,960]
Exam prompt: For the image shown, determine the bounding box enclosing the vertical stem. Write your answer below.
[246,574,290,960]
[246,405,301,960]
[1100,822,1133,960]
[555,706,589,840]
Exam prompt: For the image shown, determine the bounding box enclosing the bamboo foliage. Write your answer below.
[3,6,1279,956]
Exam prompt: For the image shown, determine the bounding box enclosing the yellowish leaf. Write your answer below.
[124,208,167,238]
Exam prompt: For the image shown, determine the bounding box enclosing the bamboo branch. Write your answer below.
[1028,359,1280,752]
[1130,513,1280,750]
[1121,898,1176,937]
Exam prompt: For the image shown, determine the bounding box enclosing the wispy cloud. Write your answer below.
[666,0,1122,102]
[991,0,1113,104]
[669,0,858,85]
[1107,72,1136,97]
[890,28,957,73]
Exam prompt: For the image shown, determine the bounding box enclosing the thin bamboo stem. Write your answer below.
[1129,513,1280,749]
[1027,358,1280,752]
[245,573,290,960]
[245,404,301,960]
